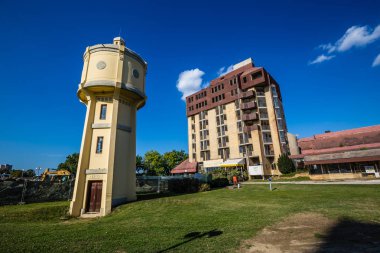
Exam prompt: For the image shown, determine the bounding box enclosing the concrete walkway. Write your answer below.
[242,179,380,185]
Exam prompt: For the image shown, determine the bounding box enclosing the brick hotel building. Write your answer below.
[174,58,290,177]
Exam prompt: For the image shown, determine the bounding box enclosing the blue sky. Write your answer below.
[0,0,379,169]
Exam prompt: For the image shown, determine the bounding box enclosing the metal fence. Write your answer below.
[136,174,210,194]
[0,178,74,205]
[0,174,212,205]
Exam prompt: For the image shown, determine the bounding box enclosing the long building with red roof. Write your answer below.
[293,125,380,180]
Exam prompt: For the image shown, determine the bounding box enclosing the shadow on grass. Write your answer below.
[157,229,223,253]
[315,219,380,252]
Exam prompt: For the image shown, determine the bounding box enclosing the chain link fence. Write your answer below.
[136,174,211,194]
[1,174,214,206]
[0,178,74,205]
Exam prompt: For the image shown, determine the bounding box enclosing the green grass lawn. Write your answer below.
[1,184,380,252]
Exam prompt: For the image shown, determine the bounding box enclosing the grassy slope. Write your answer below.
[1,185,380,253]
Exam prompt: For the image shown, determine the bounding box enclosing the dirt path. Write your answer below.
[238,213,380,253]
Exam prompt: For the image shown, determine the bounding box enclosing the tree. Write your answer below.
[58,153,79,173]
[24,169,35,177]
[10,170,22,178]
[277,153,296,174]
[143,150,165,175]
[136,155,145,174]
[162,150,188,172]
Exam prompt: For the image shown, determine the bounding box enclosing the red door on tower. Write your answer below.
[86,181,103,213]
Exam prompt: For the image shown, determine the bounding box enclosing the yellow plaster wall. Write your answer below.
[122,56,145,94]
[86,53,118,82]
[225,102,240,159]
[208,108,218,160]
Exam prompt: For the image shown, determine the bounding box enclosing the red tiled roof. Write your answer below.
[302,142,380,156]
[171,159,197,174]
[298,125,380,151]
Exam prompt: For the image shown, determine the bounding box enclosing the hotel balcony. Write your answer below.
[241,151,253,157]
[265,150,275,156]
[256,91,265,97]
[218,142,228,148]
[264,144,275,156]
[241,101,257,110]
[243,124,260,132]
[239,90,255,99]
[242,113,259,121]
[263,137,273,143]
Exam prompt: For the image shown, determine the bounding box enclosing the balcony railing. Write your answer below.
[218,142,228,148]
[239,90,255,99]
[242,113,259,121]
[241,101,257,110]
[243,125,260,132]
[242,151,253,157]
[264,149,275,156]
[263,138,273,143]
[256,91,265,97]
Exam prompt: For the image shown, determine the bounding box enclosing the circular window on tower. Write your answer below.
[133,69,139,79]
[96,61,107,70]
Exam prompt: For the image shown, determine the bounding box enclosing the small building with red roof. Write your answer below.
[171,159,198,175]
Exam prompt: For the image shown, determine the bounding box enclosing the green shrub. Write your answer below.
[198,183,211,192]
[168,178,200,193]
[210,169,228,179]
[210,178,229,188]
[277,153,296,174]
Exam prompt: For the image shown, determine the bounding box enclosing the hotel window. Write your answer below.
[96,137,104,154]
[251,71,263,80]
[273,97,279,108]
[271,86,278,97]
[100,104,107,120]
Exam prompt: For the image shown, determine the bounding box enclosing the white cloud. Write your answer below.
[372,53,380,67]
[217,65,234,76]
[309,54,335,65]
[320,24,380,53]
[311,24,380,65]
[176,68,205,101]
[318,43,334,52]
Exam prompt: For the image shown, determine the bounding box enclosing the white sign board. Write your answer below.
[364,166,375,174]
[249,165,263,176]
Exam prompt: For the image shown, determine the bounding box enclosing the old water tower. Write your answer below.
[70,37,147,217]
